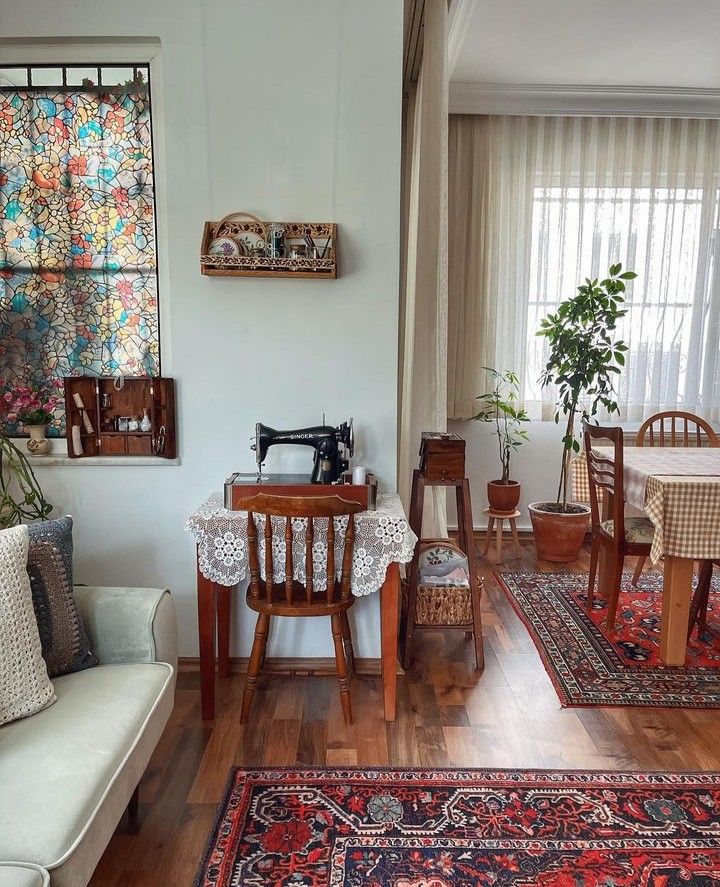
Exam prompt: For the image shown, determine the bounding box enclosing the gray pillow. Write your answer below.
[27,516,97,677]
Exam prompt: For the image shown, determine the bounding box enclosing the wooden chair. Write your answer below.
[237,493,362,725]
[584,423,654,631]
[631,411,720,585]
[688,559,718,640]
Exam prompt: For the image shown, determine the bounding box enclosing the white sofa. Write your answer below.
[0,586,177,887]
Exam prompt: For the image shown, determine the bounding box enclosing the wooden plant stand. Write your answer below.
[402,433,484,671]
[482,508,522,563]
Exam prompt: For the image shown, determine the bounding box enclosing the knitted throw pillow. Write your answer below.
[0,524,56,725]
[27,516,97,677]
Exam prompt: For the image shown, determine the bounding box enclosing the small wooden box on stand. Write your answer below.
[402,432,484,671]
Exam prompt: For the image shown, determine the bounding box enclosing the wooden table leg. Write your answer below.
[197,564,217,721]
[660,555,694,666]
[381,562,400,722]
[216,584,232,679]
[402,470,424,670]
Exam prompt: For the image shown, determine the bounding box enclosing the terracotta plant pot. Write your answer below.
[487,480,521,514]
[528,501,590,563]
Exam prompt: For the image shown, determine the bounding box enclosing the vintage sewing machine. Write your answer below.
[225,418,370,510]
[252,419,354,484]
[225,419,375,510]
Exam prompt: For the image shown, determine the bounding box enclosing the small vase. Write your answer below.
[140,408,152,432]
[26,424,51,456]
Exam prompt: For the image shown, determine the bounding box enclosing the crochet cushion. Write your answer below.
[0,525,55,726]
[600,515,655,545]
[418,542,470,587]
[27,516,96,677]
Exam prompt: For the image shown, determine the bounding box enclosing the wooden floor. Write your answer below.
[90,539,720,886]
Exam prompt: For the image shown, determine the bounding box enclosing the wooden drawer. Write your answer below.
[100,434,126,455]
[127,434,153,455]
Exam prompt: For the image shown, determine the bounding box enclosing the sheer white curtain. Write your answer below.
[448,115,720,423]
[399,0,448,535]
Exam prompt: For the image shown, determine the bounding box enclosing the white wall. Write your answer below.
[2,0,403,658]
[447,419,566,530]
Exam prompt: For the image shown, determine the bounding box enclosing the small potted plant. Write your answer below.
[529,264,635,561]
[473,368,529,514]
[0,376,63,456]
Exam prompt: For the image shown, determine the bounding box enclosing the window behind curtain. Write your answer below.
[0,63,159,435]
[447,115,720,423]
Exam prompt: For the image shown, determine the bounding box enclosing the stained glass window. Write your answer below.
[0,63,159,436]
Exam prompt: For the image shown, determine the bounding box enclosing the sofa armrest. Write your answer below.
[73,586,177,672]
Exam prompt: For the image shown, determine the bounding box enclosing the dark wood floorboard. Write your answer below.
[90,540,720,885]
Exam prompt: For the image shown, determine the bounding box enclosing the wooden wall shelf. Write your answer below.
[200,219,337,279]
[63,376,177,459]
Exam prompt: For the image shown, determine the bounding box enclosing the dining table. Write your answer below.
[593,446,720,665]
[185,491,417,721]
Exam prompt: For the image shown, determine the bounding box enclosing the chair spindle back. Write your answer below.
[636,411,719,448]
[583,422,625,541]
[239,494,363,606]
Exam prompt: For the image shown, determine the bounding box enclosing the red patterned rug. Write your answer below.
[497,571,720,708]
[195,768,720,886]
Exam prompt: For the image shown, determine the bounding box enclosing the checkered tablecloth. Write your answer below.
[591,448,720,563]
[570,454,591,503]
[644,475,720,563]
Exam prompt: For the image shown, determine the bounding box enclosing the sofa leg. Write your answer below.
[126,785,140,834]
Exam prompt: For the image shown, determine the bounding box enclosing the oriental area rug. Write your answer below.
[195,768,720,886]
[497,571,720,708]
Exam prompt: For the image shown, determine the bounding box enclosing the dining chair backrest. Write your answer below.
[583,422,625,543]
[237,493,363,606]
[635,411,719,448]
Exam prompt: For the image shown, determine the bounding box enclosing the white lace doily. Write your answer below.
[186,492,417,596]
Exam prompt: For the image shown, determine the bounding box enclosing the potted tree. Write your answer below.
[528,264,635,562]
[473,368,529,513]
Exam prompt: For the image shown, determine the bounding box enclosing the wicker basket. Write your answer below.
[413,539,479,627]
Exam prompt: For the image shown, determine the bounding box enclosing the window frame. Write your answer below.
[0,42,167,439]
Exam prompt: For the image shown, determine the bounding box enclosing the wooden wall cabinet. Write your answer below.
[63,376,177,459]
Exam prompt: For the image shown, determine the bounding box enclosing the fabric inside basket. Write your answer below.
[418,543,469,588]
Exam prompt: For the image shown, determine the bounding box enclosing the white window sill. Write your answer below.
[26,454,181,467]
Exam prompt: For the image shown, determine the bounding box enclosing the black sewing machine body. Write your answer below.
[252,419,353,483]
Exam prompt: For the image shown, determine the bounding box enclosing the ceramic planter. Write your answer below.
[487,480,521,514]
[528,501,590,562]
[25,423,51,456]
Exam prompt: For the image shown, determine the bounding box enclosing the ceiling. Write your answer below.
[451,0,720,88]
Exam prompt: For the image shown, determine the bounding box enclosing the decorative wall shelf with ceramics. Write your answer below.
[200,212,337,279]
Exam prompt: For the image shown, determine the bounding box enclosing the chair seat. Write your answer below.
[245,582,354,617]
[600,515,655,544]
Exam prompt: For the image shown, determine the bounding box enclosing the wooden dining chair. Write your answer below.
[688,559,718,641]
[237,493,363,725]
[631,411,720,585]
[584,422,655,631]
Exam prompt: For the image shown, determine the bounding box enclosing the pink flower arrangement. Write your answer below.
[0,376,63,427]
